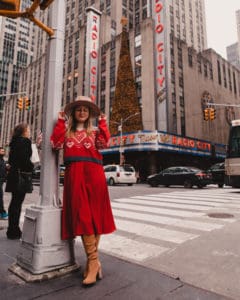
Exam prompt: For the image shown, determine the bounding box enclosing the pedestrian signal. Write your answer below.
[203,108,209,121]
[209,108,216,120]
[17,98,23,110]
[24,97,31,110]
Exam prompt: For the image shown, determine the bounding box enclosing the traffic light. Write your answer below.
[24,96,31,110]
[0,0,20,11]
[17,97,23,110]
[31,0,54,10]
[203,108,210,121]
[0,0,20,18]
[209,108,216,120]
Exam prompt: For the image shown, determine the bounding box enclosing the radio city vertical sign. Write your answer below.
[85,7,102,102]
[152,0,167,131]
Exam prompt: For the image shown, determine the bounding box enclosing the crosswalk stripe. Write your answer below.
[148,191,240,202]
[115,198,212,211]
[130,195,240,209]
[115,218,198,244]
[145,194,240,204]
[127,196,221,207]
[76,235,169,262]
[111,202,202,218]
[93,235,168,262]
[113,209,223,231]
[137,195,228,204]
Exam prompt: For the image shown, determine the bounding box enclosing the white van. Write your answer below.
[104,164,137,186]
[225,119,240,188]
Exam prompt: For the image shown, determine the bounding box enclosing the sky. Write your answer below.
[205,0,240,59]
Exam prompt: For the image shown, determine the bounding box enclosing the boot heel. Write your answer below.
[97,265,103,280]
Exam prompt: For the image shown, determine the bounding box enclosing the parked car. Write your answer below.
[206,162,225,187]
[147,166,212,188]
[32,165,41,180]
[59,165,65,184]
[104,164,137,186]
[32,165,65,184]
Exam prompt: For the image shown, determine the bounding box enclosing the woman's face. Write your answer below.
[74,105,90,123]
[23,126,31,138]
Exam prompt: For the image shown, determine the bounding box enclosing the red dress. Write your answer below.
[51,118,116,240]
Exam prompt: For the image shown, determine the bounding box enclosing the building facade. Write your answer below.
[1,1,240,175]
[227,9,240,70]
[0,4,48,145]
[0,0,35,120]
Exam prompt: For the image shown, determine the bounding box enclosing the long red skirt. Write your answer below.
[61,161,116,240]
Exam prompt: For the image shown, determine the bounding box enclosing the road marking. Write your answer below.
[76,235,168,262]
[148,191,240,203]
[111,202,202,218]
[96,235,168,262]
[115,219,198,244]
[140,194,228,203]
[115,198,212,211]
[130,195,240,210]
[113,209,223,231]
[129,196,222,207]
[19,188,238,264]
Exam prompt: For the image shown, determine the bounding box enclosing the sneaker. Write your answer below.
[0,212,8,220]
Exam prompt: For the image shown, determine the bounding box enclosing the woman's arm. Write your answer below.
[95,114,110,149]
[50,113,67,150]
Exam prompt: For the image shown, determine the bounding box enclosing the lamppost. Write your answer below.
[114,112,140,165]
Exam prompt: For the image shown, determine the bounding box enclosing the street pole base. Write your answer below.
[9,262,79,283]
[16,205,76,274]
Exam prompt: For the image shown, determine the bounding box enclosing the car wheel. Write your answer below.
[108,178,115,186]
[218,183,224,188]
[197,184,204,189]
[128,183,133,186]
[150,181,158,187]
[184,180,192,188]
[165,185,170,187]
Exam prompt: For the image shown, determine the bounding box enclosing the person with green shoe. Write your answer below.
[0,147,7,220]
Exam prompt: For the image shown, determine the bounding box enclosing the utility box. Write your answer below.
[16,205,75,274]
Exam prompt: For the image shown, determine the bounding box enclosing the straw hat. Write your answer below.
[64,96,101,117]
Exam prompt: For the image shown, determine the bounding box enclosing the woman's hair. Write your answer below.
[66,106,93,137]
[12,123,29,139]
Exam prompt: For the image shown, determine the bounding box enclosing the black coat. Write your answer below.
[0,158,6,182]
[5,136,34,193]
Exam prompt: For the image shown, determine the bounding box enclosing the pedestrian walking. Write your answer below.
[51,95,116,286]
[5,123,34,239]
[0,147,8,219]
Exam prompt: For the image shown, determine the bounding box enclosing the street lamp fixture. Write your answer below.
[112,112,140,165]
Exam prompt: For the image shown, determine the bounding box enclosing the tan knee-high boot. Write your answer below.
[83,234,101,278]
[81,234,102,285]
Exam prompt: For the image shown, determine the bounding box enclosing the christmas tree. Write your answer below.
[109,18,143,135]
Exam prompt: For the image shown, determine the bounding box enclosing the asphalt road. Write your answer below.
[1,183,239,299]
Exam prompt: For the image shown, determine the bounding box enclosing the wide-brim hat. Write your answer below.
[64,96,101,117]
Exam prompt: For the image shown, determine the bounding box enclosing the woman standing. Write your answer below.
[5,123,34,239]
[50,96,116,286]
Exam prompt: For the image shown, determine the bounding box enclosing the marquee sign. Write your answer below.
[102,131,226,158]
[85,7,101,102]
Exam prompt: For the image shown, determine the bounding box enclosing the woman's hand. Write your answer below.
[36,131,43,148]
[99,113,107,121]
[58,111,66,120]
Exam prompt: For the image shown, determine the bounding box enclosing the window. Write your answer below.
[204,63,208,77]
[188,50,193,67]
[217,60,222,85]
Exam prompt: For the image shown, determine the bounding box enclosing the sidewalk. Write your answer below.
[0,230,230,300]
[0,188,231,300]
